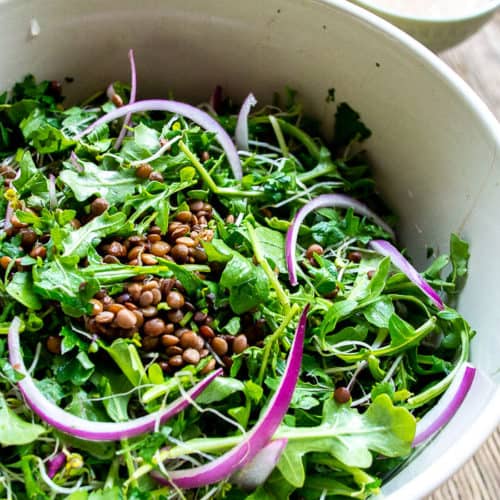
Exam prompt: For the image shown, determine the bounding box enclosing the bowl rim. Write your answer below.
[319,0,500,497]
[351,0,500,23]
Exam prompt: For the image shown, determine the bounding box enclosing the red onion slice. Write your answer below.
[115,49,137,150]
[151,305,309,489]
[413,363,476,446]
[75,99,242,179]
[46,451,67,479]
[235,93,257,151]
[286,194,394,286]
[8,317,222,441]
[369,239,444,310]
[231,438,288,490]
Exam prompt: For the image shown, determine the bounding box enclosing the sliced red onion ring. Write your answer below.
[369,239,444,310]
[8,317,222,441]
[231,438,288,490]
[115,49,137,150]
[413,363,476,446]
[46,451,67,479]
[235,93,257,151]
[151,305,309,489]
[286,194,395,286]
[75,99,242,179]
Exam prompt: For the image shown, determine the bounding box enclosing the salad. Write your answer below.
[0,50,476,499]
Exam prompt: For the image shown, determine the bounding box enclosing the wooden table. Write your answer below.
[427,11,500,500]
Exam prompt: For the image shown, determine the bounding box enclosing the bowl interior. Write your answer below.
[1,0,499,497]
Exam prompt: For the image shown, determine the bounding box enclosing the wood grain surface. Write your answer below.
[427,10,500,500]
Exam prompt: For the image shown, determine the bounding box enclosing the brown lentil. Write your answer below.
[136,163,153,179]
[176,211,192,223]
[147,233,162,243]
[30,246,47,259]
[0,256,12,269]
[95,311,115,324]
[211,337,228,356]
[201,358,216,374]
[141,306,158,318]
[143,318,165,337]
[128,283,142,301]
[20,228,37,248]
[170,244,189,263]
[115,308,138,329]
[166,346,184,356]
[151,288,162,304]
[139,290,154,307]
[149,171,164,182]
[170,225,190,241]
[347,251,363,263]
[176,236,196,247]
[128,245,144,260]
[10,214,27,228]
[182,348,201,365]
[166,291,184,309]
[46,336,62,354]
[107,241,127,257]
[306,244,324,259]
[161,334,180,347]
[132,310,145,328]
[141,253,158,265]
[199,324,215,340]
[190,200,204,212]
[168,355,184,368]
[151,241,170,256]
[334,386,351,404]
[367,270,376,280]
[233,335,248,354]
[91,197,109,216]
[107,303,125,314]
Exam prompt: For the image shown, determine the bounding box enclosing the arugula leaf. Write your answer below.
[276,395,415,487]
[196,377,245,405]
[59,161,137,205]
[362,296,394,328]
[220,254,270,314]
[0,394,45,445]
[6,271,42,309]
[12,150,49,200]
[32,256,100,316]
[62,211,127,258]
[102,338,150,387]
[255,226,287,273]
[20,108,75,153]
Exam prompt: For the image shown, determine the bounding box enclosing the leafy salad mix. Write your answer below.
[0,51,475,499]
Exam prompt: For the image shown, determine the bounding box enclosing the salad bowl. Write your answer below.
[0,0,499,498]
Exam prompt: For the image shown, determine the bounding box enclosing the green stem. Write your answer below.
[297,161,338,184]
[269,115,289,157]
[257,303,300,385]
[121,439,137,489]
[406,326,470,408]
[251,116,321,160]
[179,140,261,198]
[245,221,290,313]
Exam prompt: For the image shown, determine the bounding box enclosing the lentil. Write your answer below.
[334,386,351,404]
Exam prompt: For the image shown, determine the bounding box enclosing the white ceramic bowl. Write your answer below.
[351,0,500,52]
[1,1,499,498]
